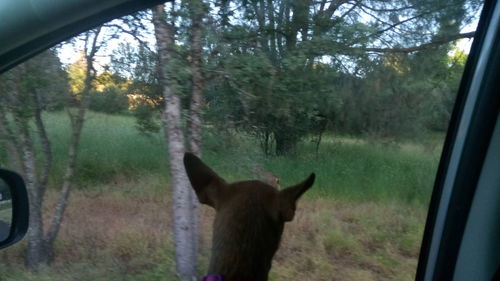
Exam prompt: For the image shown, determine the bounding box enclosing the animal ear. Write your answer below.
[278,173,315,222]
[183,152,227,208]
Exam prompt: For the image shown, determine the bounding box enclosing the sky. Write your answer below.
[57,18,156,69]
[58,37,155,71]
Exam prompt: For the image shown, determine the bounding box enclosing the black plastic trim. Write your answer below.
[0,169,29,250]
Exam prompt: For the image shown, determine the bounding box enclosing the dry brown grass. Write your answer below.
[272,199,426,281]
[0,176,427,281]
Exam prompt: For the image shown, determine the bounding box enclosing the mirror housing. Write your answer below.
[0,169,29,250]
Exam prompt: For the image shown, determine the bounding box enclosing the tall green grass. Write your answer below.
[41,111,440,204]
[202,133,440,204]
[44,111,168,187]
[1,111,442,280]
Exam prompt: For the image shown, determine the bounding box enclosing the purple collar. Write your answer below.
[202,274,224,281]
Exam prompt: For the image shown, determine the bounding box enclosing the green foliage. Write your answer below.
[67,52,87,95]
[0,49,67,114]
[205,51,341,155]
[107,0,480,156]
[334,48,469,140]
[110,43,165,134]
[88,86,129,114]
[201,0,478,153]
[132,102,162,135]
[424,49,468,131]
[94,71,129,92]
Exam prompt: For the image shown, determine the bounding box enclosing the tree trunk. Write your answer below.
[44,63,91,261]
[15,115,48,269]
[44,114,83,260]
[188,0,204,157]
[1,77,48,268]
[33,91,52,197]
[187,0,205,271]
[267,0,277,64]
[0,65,50,270]
[0,109,23,171]
[274,131,297,156]
[153,5,198,280]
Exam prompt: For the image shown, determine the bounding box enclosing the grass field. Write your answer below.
[0,111,444,280]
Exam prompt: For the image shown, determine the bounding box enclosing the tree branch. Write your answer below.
[33,90,52,199]
[45,27,102,255]
[358,3,416,13]
[360,31,475,53]
[105,23,154,53]
[321,0,348,19]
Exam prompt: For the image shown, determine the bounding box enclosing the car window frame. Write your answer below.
[415,0,500,280]
[0,0,165,74]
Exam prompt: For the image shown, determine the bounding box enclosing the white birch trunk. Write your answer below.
[187,0,205,269]
[152,5,198,280]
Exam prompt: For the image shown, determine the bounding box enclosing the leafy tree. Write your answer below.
[88,86,129,114]
[85,71,130,114]
[67,52,87,96]
[111,42,164,133]
[423,49,469,131]
[198,0,482,154]
[94,70,129,92]
[0,27,109,270]
[0,49,67,171]
[0,48,74,269]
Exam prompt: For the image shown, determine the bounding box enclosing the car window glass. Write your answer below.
[0,1,485,280]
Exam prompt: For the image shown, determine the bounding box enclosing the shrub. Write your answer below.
[89,86,128,114]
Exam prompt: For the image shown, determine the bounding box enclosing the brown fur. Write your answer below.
[184,153,315,281]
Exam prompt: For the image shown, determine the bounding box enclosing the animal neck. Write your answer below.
[207,251,272,281]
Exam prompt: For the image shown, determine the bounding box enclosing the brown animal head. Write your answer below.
[184,153,315,281]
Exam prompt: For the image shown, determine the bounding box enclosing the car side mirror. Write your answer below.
[0,169,29,250]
